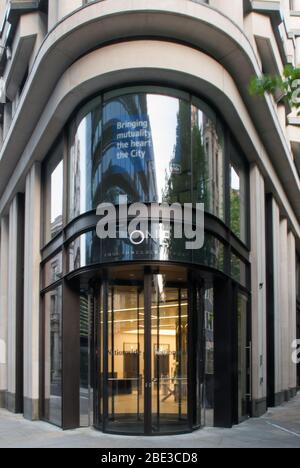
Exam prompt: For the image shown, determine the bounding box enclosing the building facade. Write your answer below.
[0,0,299,435]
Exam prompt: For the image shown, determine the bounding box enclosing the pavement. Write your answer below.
[0,393,300,448]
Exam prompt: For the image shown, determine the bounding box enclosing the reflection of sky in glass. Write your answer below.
[231,166,240,191]
[147,95,179,200]
[81,234,87,267]
[197,109,204,131]
[51,160,63,223]
[78,119,87,213]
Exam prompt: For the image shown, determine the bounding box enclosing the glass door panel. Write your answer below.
[97,266,205,435]
[106,285,144,433]
[237,293,250,423]
[150,275,189,433]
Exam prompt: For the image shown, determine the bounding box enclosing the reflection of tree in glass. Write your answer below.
[162,100,191,204]
[230,188,241,239]
[160,100,191,261]
[191,107,210,209]
[231,254,241,283]
[192,108,224,219]
[194,235,224,271]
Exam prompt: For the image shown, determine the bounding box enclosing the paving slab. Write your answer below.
[0,394,299,448]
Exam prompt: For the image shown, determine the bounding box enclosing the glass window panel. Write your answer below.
[43,252,63,288]
[230,147,247,243]
[151,275,189,433]
[192,103,224,220]
[101,93,191,205]
[204,287,214,427]
[67,229,226,274]
[44,145,63,244]
[193,233,225,271]
[68,231,98,272]
[237,293,249,422]
[94,285,103,428]
[68,97,102,220]
[80,293,91,427]
[44,285,63,426]
[106,284,144,433]
[231,253,247,287]
[50,161,63,238]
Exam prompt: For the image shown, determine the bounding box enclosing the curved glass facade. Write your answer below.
[67,230,225,272]
[68,90,225,222]
[41,86,251,435]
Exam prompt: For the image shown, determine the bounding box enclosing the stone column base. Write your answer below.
[268,388,298,408]
[287,388,298,400]
[6,392,21,413]
[0,390,7,408]
[23,397,39,421]
[252,398,267,417]
[274,391,285,406]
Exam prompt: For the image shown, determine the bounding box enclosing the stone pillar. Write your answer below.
[250,164,267,416]
[287,231,297,397]
[279,219,289,399]
[0,216,9,407]
[7,194,25,413]
[23,163,41,420]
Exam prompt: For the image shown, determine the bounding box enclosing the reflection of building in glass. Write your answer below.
[203,119,224,219]
[80,295,89,390]
[192,106,224,219]
[48,253,63,284]
[204,288,214,424]
[163,100,191,204]
[44,286,63,427]
[50,215,63,239]
[69,133,82,220]
[50,289,62,390]
[100,94,156,204]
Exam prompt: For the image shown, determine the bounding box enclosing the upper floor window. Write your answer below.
[43,141,63,244]
[230,143,248,243]
[66,87,248,246]
[68,88,228,224]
